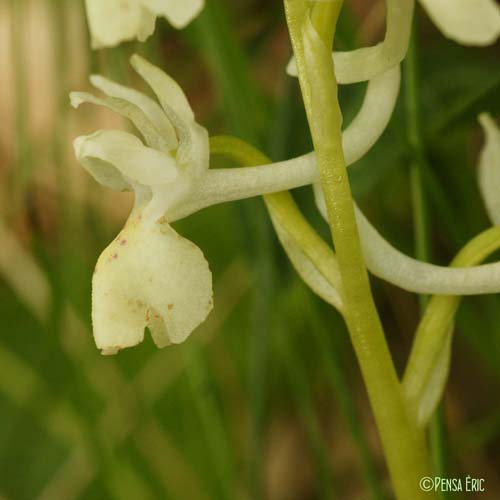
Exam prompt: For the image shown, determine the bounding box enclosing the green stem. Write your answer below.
[284,2,433,498]
[405,15,430,308]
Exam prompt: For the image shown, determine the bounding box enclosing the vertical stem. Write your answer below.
[284,1,434,498]
[404,14,448,492]
[405,13,430,273]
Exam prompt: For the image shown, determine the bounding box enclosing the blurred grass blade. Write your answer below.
[274,320,336,500]
[0,220,51,322]
[187,0,267,144]
[10,0,32,209]
[184,341,236,500]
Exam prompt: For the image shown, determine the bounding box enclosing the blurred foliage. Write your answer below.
[0,0,499,499]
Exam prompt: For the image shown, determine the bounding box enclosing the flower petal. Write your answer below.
[89,75,178,150]
[130,55,209,174]
[419,0,500,46]
[70,91,171,152]
[74,130,178,190]
[85,0,155,49]
[287,0,413,83]
[92,215,213,354]
[130,54,193,123]
[478,113,500,225]
[140,0,205,29]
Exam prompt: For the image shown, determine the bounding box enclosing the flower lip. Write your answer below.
[92,213,213,355]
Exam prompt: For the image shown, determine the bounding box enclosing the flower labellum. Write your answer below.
[92,212,212,355]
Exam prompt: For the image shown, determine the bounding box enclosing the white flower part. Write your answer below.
[419,0,500,46]
[74,130,178,191]
[140,0,205,29]
[93,212,212,355]
[478,113,500,225]
[85,0,155,49]
[287,0,413,84]
[342,65,400,164]
[130,55,209,177]
[85,0,204,49]
[314,185,500,295]
[72,56,213,354]
[89,75,178,149]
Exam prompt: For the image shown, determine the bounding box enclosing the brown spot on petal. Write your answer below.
[120,239,127,245]
[167,304,174,310]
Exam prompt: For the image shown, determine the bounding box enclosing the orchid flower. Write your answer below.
[71,55,329,354]
[287,0,500,84]
[72,55,215,354]
[85,0,204,49]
